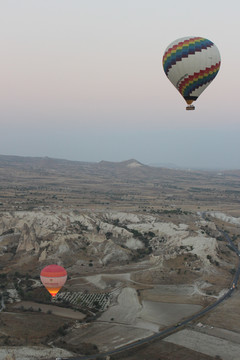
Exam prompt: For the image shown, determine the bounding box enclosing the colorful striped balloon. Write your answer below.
[40,264,67,297]
[162,36,221,110]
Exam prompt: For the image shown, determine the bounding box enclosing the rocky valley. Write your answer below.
[0,155,240,360]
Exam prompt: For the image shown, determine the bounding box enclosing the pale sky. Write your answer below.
[1,0,240,169]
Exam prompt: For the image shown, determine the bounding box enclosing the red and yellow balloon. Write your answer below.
[40,264,67,297]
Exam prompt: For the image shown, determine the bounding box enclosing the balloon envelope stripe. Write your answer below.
[40,270,67,277]
[40,275,67,286]
[163,37,206,62]
[178,62,220,97]
[40,264,67,277]
[163,37,214,75]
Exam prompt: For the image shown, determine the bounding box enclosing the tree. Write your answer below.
[105,232,112,240]
[207,254,212,261]
[93,300,101,310]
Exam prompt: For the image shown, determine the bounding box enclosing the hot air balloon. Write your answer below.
[162,36,221,110]
[40,264,67,297]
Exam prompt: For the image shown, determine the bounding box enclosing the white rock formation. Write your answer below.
[0,210,222,268]
[16,223,39,253]
[125,237,144,250]
[208,212,240,226]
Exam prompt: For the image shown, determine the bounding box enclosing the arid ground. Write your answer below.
[0,155,240,360]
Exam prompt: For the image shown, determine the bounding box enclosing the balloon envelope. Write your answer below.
[162,36,221,108]
[40,264,67,297]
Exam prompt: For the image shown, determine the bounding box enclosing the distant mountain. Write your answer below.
[99,159,144,168]
[0,154,239,179]
[0,154,91,167]
[0,155,144,169]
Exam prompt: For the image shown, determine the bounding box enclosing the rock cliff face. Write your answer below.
[0,210,225,272]
[16,223,39,253]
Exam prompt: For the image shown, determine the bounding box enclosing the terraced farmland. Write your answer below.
[54,291,112,311]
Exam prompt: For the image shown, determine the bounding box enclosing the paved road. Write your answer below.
[217,228,240,287]
[60,217,240,360]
